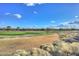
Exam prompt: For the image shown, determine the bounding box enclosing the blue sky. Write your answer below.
[0,3,79,28]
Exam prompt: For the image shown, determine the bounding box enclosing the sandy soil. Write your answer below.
[0,33,59,55]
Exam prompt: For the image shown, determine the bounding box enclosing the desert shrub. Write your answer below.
[59,32,79,41]
[51,40,76,56]
[51,40,63,55]
[70,42,79,56]
[40,40,64,56]
[51,40,73,56]
[58,42,73,56]
[60,35,67,39]
[40,43,55,55]
[32,41,79,56]
[52,40,63,46]
[52,40,79,56]
[30,48,51,56]
[13,49,30,56]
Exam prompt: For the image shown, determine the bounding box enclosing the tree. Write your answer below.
[6,26,11,30]
[16,27,20,31]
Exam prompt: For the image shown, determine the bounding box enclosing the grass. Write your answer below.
[0,31,50,36]
[0,30,74,36]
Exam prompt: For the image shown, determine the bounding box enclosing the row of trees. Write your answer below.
[0,26,79,31]
[0,26,20,30]
[0,26,53,31]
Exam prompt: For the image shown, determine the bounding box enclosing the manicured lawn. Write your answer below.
[0,31,49,36]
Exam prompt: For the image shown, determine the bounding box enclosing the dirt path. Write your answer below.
[0,33,60,55]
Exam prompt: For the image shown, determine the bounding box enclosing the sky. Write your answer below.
[0,3,79,29]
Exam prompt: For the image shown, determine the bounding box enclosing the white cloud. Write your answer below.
[33,11,38,14]
[24,3,35,6]
[50,20,55,23]
[5,13,22,19]
[75,16,79,18]
[38,3,43,5]
[5,13,11,15]
[61,21,69,25]
[24,3,43,7]
[13,14,22,19]
[58,19,79,29]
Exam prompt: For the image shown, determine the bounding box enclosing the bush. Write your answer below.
[13,49,30,56]
[40,43,55,55]
[30,48,51,56]
[58,42,73,56]
[40,40,63,56]
[70,42,79,56]
[52,40,79,56]
[51,41,73,56]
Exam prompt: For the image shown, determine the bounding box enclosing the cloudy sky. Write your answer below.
[0,3,79,28]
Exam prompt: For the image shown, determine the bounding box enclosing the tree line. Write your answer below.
[0,26,79,31]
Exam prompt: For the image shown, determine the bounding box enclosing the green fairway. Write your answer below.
[0,31,49,36]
